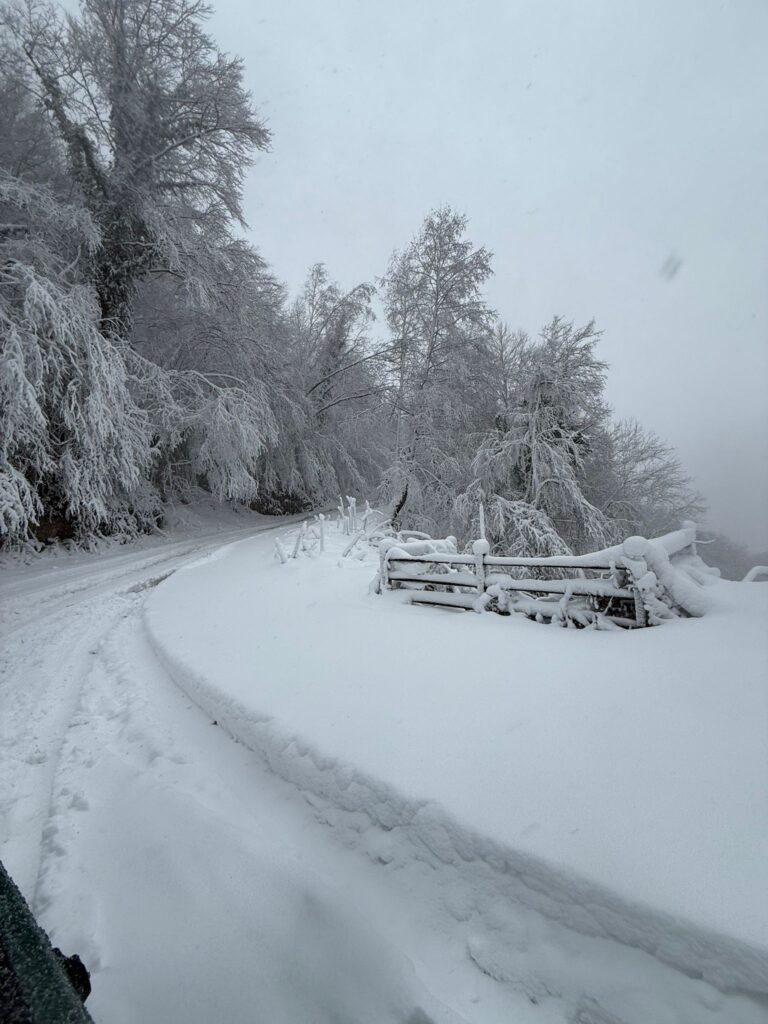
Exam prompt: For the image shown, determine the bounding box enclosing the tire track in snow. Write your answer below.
[0,591,134,897]
[1,527,269,641]
[0,520,290,898]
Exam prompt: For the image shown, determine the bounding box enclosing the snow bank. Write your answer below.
[145,530,768,996]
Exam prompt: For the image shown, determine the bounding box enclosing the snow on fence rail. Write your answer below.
[379,523,710,628]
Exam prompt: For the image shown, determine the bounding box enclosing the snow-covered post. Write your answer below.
[342,530,365,558]
[472,538,490,596]
[621,536,649,627]
[347,496,357,533]
[478,501,486,541]
[378,538,394,591]
[608,558,623,590]
[681,520,698,556]
[274,538,287,564]
[292,520,308,559]
[337,496,345,532]
[557,579,577,625]
[317,513,325,552]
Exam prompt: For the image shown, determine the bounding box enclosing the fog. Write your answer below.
[208,0,768,549]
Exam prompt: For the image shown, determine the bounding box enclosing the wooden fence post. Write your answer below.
[633,589,648,628]
[317,513,325,552]
[379,540,392,591]
[472,538,490,594]
[621,536,649,627]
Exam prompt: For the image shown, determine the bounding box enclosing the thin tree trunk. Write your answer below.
[392,481,409,531]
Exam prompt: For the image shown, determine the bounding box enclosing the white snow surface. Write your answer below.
[146,525,768,996]
[3,507,768,1023]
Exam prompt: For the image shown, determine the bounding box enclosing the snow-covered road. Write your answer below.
[1,522,291,896]
[2,520,767,1023]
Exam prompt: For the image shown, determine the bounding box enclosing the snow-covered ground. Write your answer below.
[2,509,767,1023]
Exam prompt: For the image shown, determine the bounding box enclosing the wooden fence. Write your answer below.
[380,526,700,628]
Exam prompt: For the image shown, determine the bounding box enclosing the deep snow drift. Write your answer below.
[146,522,768,1000]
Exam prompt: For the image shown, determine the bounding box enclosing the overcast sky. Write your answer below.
[209,0,768,549]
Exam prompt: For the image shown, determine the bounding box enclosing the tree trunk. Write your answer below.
[392,481,409,531]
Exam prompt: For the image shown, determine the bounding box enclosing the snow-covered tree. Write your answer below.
[0,40,64,187]
[380,207,494,529]
[291,264,377,411]
[0,172,156,543]
[5,0,269,337]
[272,264,388,505]
[1,0,323,522]
[0,3,286,536]
[586,418,704,538]
[452,483,571,557]
[468,317,616,553]
[127,240,288,503]
[484,321,529,429]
